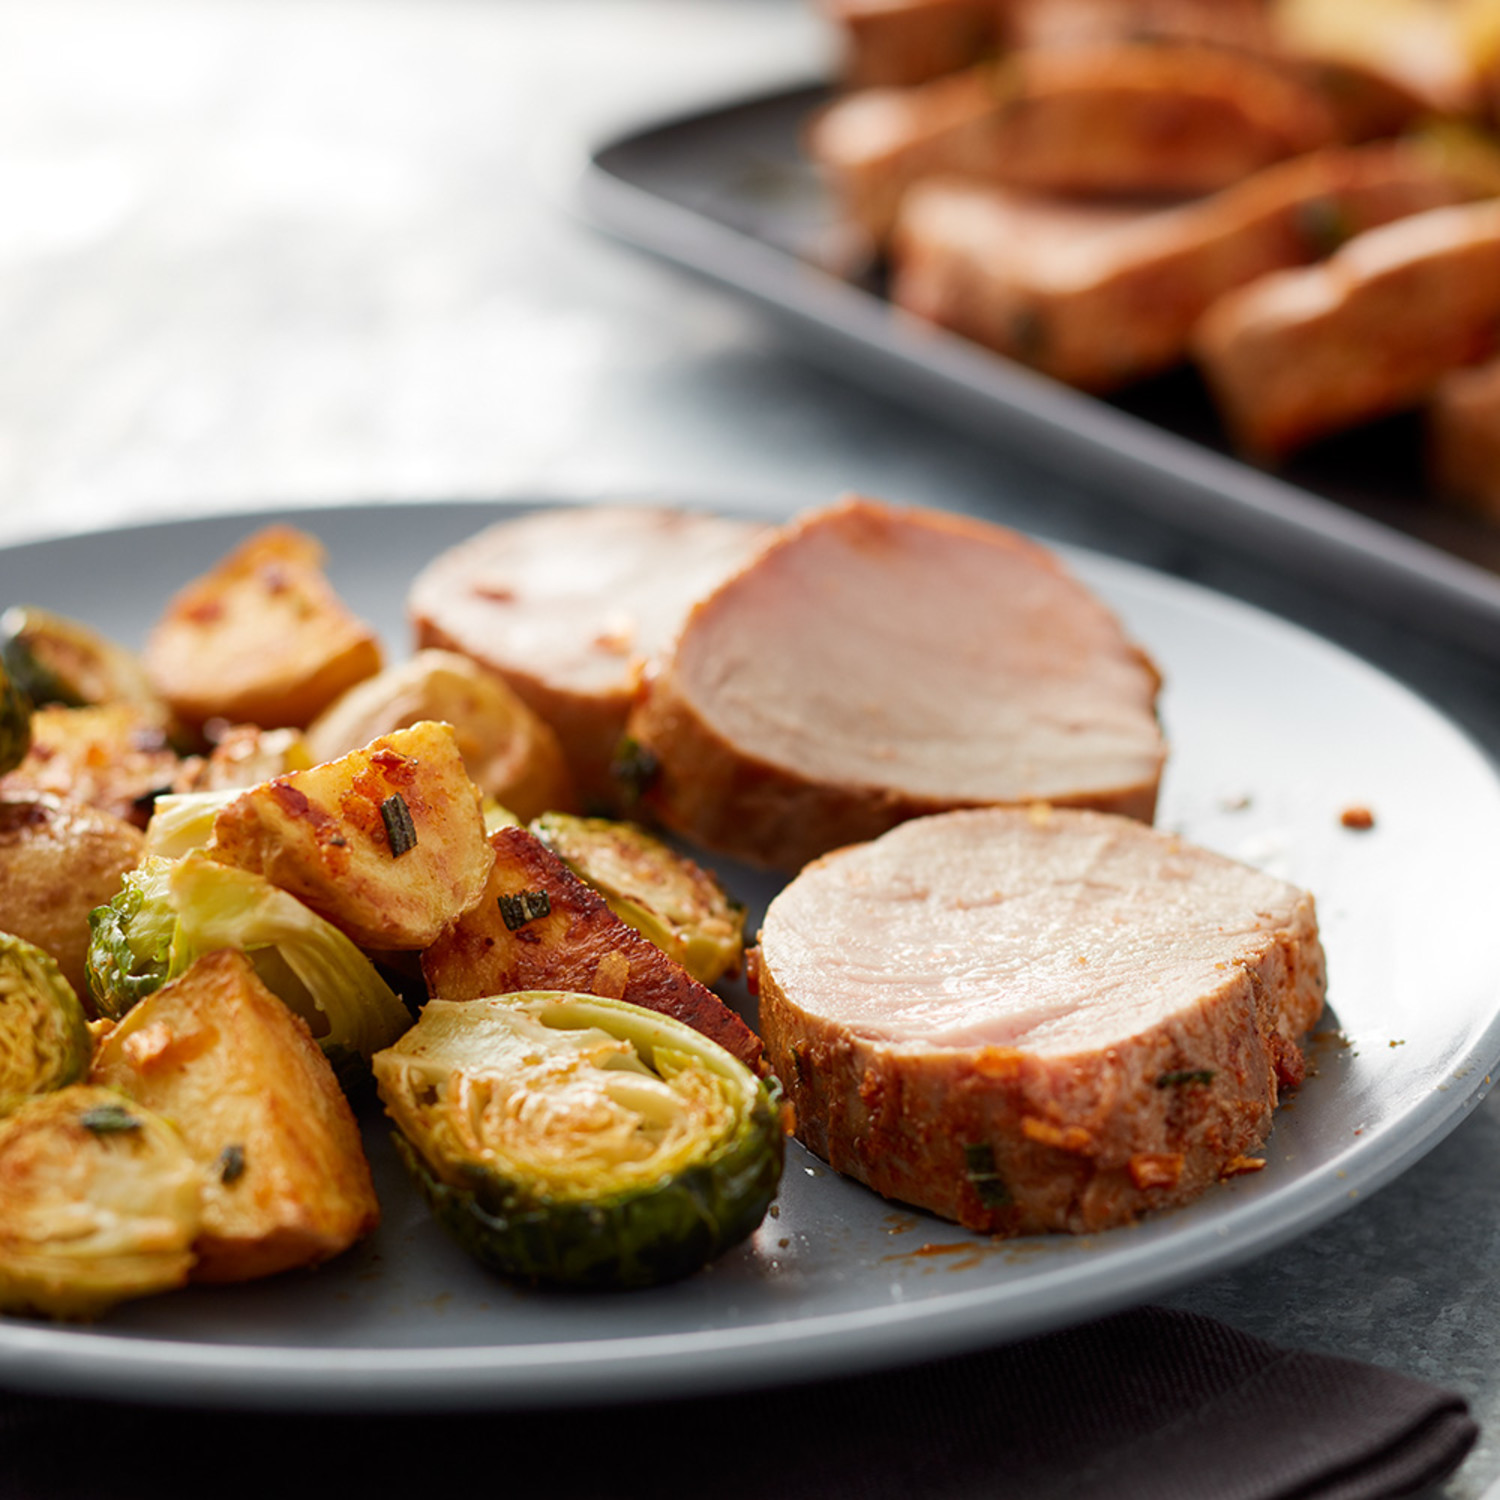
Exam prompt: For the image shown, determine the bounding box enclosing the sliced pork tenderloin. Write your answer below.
[891,142,1488,392]
[626,497,1165,872]
[754,806,1326,1235]
[1193,198,1500,462]
[408,506,769,811]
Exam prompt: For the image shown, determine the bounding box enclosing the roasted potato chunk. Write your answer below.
[1,703,180,829]
[422,823,761,1071]
[531,813,745,985]
[0,1084,201,1318]
[306,649,576,822]
[90,948,378,1283]
[144,526,383,732]
[0,792,144,998]
[172,724,313,794]
[209,719,493,950]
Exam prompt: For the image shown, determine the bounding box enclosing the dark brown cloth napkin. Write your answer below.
[0,1307,1477,1500]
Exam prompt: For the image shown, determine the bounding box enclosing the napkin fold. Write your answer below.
[0,1306,1477,1500]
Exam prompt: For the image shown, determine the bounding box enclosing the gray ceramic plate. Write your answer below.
[1,497,1498,1412]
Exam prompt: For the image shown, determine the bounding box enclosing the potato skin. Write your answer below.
[209,720,494,950]
[89,947,379,1283]
[0,792,144,1001]
[144,526,382,732]
[306,650,576,821]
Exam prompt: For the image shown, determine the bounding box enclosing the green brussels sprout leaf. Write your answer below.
[86,851,411,1063]
[0,934,92,1116]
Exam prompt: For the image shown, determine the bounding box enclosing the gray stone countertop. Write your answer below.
[3,1,1500,1493]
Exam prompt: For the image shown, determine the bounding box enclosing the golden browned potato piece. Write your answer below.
[172,724,314,794]
[422,823,762,1073]
[0,704,180,829]
[144,526,383,733]
[208,719,493,950]
[306,650,576,822]
[0,792,144,1001]
[90,948,379,1283]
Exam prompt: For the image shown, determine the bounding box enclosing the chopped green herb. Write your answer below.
[1009,306,1047,362]
[218,1143,247,1184]
[610,736,660,803]
[381,793,418,857]
[1294,197,1351,258]
[1156,1069,1216,1089]
[498,889,551,930]
[80,1102,141,1135]
[963,1142,1012,1208]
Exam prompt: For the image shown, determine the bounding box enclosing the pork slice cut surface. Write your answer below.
[630,498,1164,868]
[755,806,1326,1234]
[760,809,1315,1056]
[408,505,769,806]
[409,506,768,697]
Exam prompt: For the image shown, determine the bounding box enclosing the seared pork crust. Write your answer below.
[754,807,1326,1235]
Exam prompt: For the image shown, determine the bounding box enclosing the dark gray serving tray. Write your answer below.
[575,82,1500,656]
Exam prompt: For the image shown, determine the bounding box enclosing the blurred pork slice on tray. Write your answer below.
[810,0,1500,521]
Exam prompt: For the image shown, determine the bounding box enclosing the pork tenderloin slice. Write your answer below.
[891,142,1487,392]
[1193,198,1500,461]
[627,497,1165,872]
[824,0,1004,90]
[808,43,1337,245]
[755,806,1326,1235]
[1429,354,1500,521]
[407,506,770,812]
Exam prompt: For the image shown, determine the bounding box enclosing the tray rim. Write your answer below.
[571,79,1500,659]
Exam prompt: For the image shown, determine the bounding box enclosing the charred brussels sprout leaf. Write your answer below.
[0,934,91,1115]
[0,606,160,713]
[530,814,746,985]
[85,852,410,1063]
[86,859,179,1019]
[374,993,783,1289]
[0,1085,201,1318]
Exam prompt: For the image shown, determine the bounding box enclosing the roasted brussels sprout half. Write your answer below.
[530,814,745,985]
[0,655,29,774]
[375,992,783,1289]
[86,852,411,1063]
[0,934,91,1115]
[172,724,312,794]
[0,1084,201,1318]
[0,606,160,713]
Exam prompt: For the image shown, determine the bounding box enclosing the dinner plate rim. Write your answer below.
[0,495,1497,1413]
